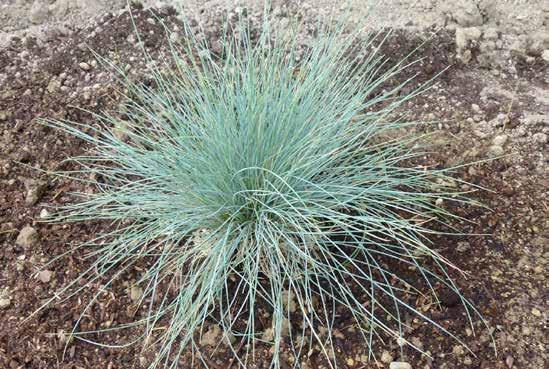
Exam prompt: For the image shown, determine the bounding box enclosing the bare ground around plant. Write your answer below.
[0,4,547,369]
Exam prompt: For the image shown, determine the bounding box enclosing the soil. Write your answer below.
[0,2,547,369]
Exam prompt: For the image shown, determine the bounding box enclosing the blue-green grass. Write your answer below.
[37,5,490,369]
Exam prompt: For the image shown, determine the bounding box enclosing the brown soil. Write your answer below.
[1,6,547,369]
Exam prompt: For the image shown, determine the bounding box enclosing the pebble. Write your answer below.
[129,285,143,302]
[37,270,53,283]
[381,351,394,363]
[532,132,547,144]
[0,288,11,309]
[15,226,39,248]
[79,62,91,71]
[457,241,471,252]
[39,208,50,219]
[488,145,504,157]
[531,308,542,317]
[262,327,274,341]
[29,0,49,24]
[25,181,47,205]
[492,134,508,146]
[493,113,509,127]
[199,324,221,346]
[542,50,549,62]
[0,298,10,309]
[483,28,499,40]
[521,114,546,126]
[46,79,61,94]
[452,345,465,356]
[390,362,412,369]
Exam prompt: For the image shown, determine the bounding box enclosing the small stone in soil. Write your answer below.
[452,345,465,356]
[492,134,508,146]
[456,241,471,252]
[199,324,221,346]
[0,288,11,309]
[488,145,504,157]
[16,255,25,271]
[39,209,50,219]
[381,350,394,363]
[37,270,53,283]
[129,285,143,302]
[532,132,547,144]
[16,226,39,248]
[79,62,91,71]
[0,298,10,309]
[390,362,412,369]
[25,181,47,205]
[411,336,423,350]
[262,327,274,341]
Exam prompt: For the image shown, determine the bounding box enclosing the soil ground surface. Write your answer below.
[0,1,547,369]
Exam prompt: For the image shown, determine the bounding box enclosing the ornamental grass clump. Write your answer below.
[41,7,486,369]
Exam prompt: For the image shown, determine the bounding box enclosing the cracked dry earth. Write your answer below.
[0,4,547,369]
